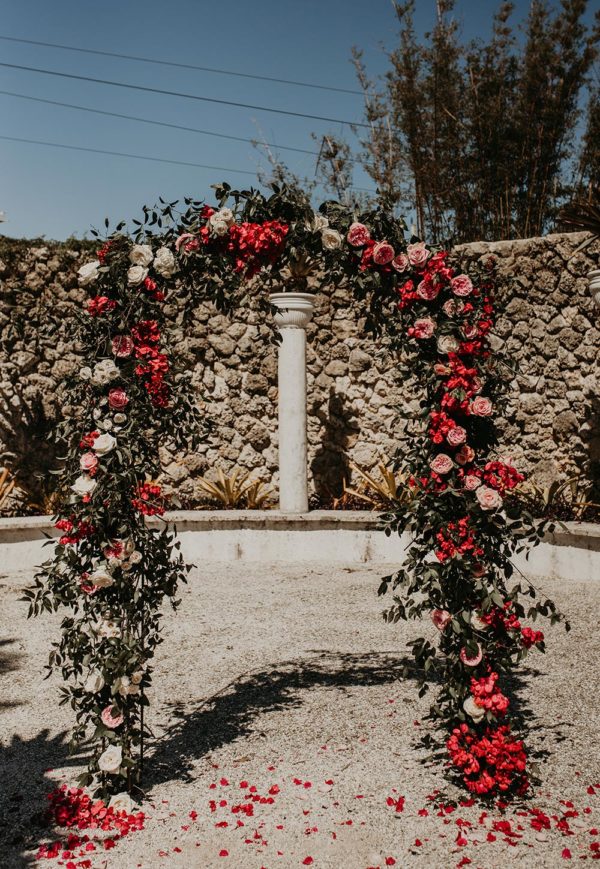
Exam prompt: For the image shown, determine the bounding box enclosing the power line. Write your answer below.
[0,134,266,175]
[0,34,363,97]
[0,62,369,128]
[0,89,322,158]
[0,134,377,193]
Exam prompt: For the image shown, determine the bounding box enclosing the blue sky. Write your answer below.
[0,0,596,240]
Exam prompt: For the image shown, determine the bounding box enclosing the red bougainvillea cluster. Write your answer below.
[326,203,567,796]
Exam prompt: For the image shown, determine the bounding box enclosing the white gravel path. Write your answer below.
[1,562,599,869]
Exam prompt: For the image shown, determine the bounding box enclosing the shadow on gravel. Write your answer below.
[0,729,82,869]
[147,650,422,789]
[0,639,25,712]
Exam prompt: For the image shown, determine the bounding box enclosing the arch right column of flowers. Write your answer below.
[322,205,569,796]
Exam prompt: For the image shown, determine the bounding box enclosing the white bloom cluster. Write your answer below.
[209,207,235,237]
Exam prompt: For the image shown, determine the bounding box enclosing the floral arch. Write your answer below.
[25,182,565,813]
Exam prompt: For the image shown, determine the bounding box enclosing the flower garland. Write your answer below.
[24,217,213,797]
[24,185,343,800]
[322,204,569,796]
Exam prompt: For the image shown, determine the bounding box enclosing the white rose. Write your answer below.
[127,265,148,285]
[94,618,121,639]
[311,213,329,231]
[113,413,127,424]
[210,207,235,228]
[78,261,100,286]
[71,475,97,497]
[130,670,144,685]
[129,550,142,564]
[108,792,134,814]
[463,695,486,723]
[153,246,176,278]
[98,744,122,774]
[120,561,133,572]
[79,367,93,381]
[471,613,490,631]
[476,486,503,511]
[210,219,230,237]
[93,433,117,455]
[129,244,154,267]
[84,670,104,693]
[89,568,114,589]
[321,228,342,250]
[437,335,460,355]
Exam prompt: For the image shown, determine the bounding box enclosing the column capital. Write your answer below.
[269,292,315,329]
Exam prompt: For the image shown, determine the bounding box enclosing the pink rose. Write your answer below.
[476,485,503,511]
[101,704,124,729]
[373,241,395,265]
[429,453,454,475]
[443,299,464,316]
[175,232,196,251]
[464,475,481,490]
[108,388,129,410]
[347,222,371,247]
[471,396,493,417]
[450,274,473,297]
[434,363,451,376]
[407,242,430,267]
[112,335,134,358]
[460,644,483,667]
[410,317,435,339]
[431,609,452,631]
[391,253,409,272]
[446,426,467,447]
[80,452,98,472]
[416,280,439,301]
[463,323,478,339]
[456,445,475,465]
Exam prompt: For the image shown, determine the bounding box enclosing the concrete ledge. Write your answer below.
[0,512,598,581]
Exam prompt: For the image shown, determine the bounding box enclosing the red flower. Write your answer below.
[131,481,166,516]
[87,296,117,317]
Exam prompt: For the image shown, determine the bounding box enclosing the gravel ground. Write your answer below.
[1,562,599,869]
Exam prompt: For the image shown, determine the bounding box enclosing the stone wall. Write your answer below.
[0,231,598,511]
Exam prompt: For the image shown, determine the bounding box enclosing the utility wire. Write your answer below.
[0,90,322,158]
[0,62,368,127]
[0,134,376,193]
[0,34,363,97]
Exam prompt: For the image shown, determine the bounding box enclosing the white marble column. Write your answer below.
[269,292,315,513]
[589,269,600,307]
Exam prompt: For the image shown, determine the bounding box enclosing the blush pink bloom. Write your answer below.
[347,222,371,247]
[450,274,474,297]
[373,241,395,265]
[434,363,451,376]
[111,335,134,358]
[476,485,503,511]
[429,453,454,475]
[463,323,478,339]
[431,609,452,631]
[80,452,98,472]
[101,705,124,729]
[391,253,409,272]
[456,445,475,465]
[407,242,430,267]
[464,474,482,490]
[471,396,493,416]
[416,280,439,301]
[411,318,436,339]
[443,298,464,316]
[460,644,483,667]
[175,232,197,251]
[447,426,467,447]
[108,388,129,410]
